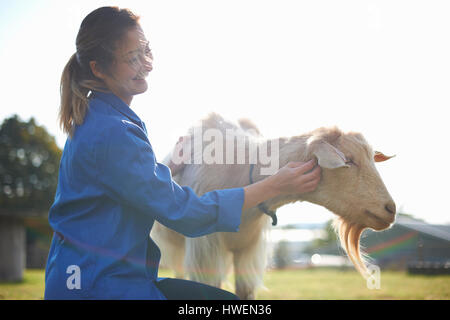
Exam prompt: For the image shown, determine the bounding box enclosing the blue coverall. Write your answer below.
[44,91,244,299]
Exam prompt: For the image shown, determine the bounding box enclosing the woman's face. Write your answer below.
[99,26,153,105]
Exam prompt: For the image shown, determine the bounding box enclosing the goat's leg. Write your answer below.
[184,236,226,288]
[162,237,185,278]
[233,246,266,300]
[186,258,222,289]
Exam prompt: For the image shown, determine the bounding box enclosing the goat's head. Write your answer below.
[304,127,396,278]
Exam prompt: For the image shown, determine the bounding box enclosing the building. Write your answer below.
[270,215,450,273]
[362,215,450,271]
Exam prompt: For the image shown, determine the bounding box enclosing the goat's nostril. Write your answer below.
[385,202,396,215]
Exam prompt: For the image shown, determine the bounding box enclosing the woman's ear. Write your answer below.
[89,61,105,80]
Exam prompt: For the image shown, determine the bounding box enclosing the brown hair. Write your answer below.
[59,7,140,136]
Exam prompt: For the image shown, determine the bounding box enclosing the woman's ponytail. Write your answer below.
[59,53,90,136]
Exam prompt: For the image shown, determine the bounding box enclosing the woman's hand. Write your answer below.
[267,160,321,196]
[242,160,321,211]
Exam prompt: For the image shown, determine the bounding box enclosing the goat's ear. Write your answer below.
[374,151,395,162]
[312,141,349,169]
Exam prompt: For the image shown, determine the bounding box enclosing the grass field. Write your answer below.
[0,268,449,300]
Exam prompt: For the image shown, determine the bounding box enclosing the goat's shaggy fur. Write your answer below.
[152,113,395,299]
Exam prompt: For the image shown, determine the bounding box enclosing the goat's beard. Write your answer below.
[333,218,370,279]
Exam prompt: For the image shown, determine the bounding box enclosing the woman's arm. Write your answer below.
[98,124,245,236]
[166,134,321,210]
[242,160,321,211]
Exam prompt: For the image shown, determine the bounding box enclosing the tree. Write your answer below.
[0,115,62,212]
[0,115,62,281]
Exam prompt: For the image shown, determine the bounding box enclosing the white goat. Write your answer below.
[151,113,396,299]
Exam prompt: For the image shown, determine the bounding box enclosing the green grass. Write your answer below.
[255,268,450,300]
[0,270,46,300]
[1,268,449,300]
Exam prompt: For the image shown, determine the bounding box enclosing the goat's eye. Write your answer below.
[345,159,355,166]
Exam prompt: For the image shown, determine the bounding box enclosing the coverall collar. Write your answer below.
[92,91,143,128]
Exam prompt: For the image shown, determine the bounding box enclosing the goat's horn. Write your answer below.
[374,151,395,162]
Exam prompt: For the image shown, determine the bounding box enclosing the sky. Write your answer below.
[1,0,449,226]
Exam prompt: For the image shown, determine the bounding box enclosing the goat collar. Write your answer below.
[249,164,278,226]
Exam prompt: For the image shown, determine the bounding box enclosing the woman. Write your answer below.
[44,6,321,300]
